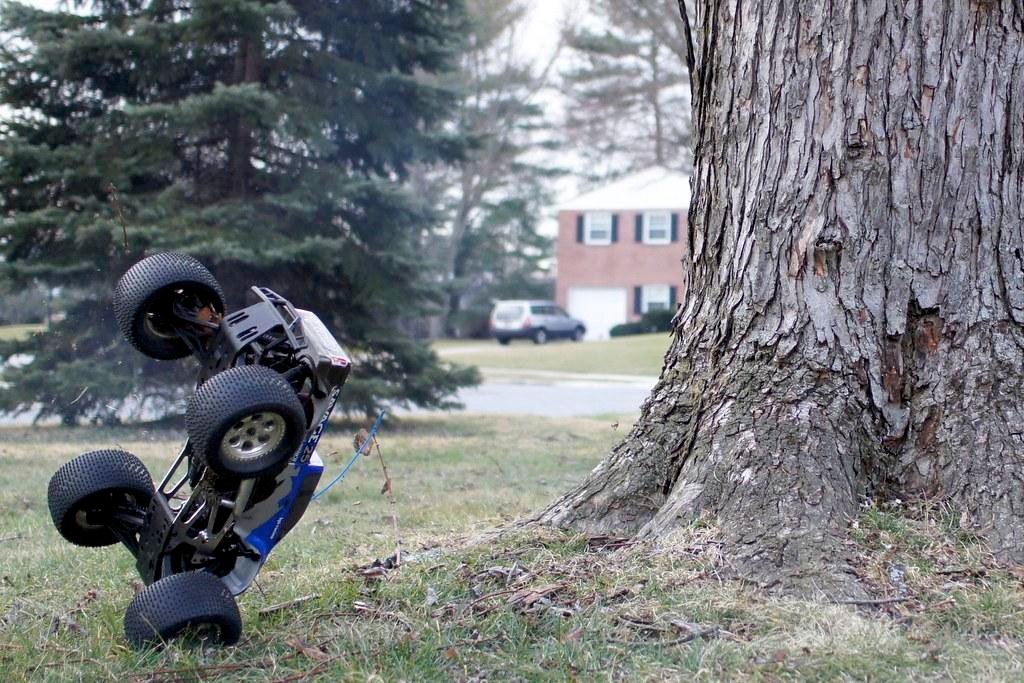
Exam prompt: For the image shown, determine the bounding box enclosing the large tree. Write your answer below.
[0,0,477,423]
[537,0,1024,591]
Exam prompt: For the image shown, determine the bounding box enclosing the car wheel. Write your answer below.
[571,327,585,342]
[124,571,241,648]
[113,252,225,360]
[47,450,153,547]
[186,365,307,479]
[533,329,547,344]
[497,337,511,346]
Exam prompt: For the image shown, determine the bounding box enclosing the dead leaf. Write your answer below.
[772,649,789,663]
[509,583,564,608]
[286,638,332,662]
[444,647,458,660]
[71,589,99,612]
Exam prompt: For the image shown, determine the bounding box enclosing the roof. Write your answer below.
[557,167,691,212]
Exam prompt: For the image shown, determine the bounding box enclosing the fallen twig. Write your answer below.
[0,532,24,543]
[258,594,319,616]
[834,597,911,606]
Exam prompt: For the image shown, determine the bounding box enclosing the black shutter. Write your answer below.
[576,214,584,243]
[670,286,678,308]
[671,213,679,242]
[635,214,643,242]
[633,286,642,314]
[611,214,619,243]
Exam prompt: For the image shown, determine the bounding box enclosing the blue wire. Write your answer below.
[311,409,386,502]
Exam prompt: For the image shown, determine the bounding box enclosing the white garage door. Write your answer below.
[567,287,628,341]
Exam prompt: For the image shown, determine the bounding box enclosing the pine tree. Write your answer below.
[561,0,692,179]
[0,0,477,423]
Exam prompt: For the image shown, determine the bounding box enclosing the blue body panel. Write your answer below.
[242,385,340,561]
[243,455,324,558]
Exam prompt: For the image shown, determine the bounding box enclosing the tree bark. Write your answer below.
[228,36,261,198]
[537,0,1024,591]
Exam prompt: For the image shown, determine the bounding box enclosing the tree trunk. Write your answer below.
[537,1,1024,591]
[228,36,261,198]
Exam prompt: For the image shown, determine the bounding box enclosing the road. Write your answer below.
[401,368,657,417]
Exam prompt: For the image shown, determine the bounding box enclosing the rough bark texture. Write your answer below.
[537,1,1024,590]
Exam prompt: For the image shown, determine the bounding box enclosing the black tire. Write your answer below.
[497,337,511,346]
[124,571,241,648]
[113,252,225,360]
[47,450,153,547]
[532,328,548,345]
[572,326,585,342]
[186,365,306,479]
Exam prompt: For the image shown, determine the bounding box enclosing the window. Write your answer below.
[644,211,671,245]
[585,212,613,245]
[494,304,524,322]
[642,285,671,312]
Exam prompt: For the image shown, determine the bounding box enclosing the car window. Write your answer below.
[495,305,524,321]
[530,305,549,315]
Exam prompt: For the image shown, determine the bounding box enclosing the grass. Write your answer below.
[434,333,669,377]
[0,323,45,342]
[4,415,1024,681]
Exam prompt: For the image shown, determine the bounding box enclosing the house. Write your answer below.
[555,167,690,340]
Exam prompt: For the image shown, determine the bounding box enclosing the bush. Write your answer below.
[610,322,645,337]
[640,309,673,332]
[610,310,674,338]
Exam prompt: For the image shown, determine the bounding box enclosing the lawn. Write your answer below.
[0,323,45,342]
[435,333,670,377]
[3,414,1024,681]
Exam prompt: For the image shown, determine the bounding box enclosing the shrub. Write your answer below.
[640,309,674,332]
[610,322,645,337]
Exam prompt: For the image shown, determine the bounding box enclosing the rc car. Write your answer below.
[46,252,351,647]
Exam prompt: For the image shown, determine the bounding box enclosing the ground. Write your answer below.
[3,414,1024,681]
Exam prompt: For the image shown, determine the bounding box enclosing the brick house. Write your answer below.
[555,167,690,340]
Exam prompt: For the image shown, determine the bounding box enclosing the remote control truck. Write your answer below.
[46,253,351,647]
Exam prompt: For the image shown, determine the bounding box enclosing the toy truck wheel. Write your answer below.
[113,252,225,360]
[186,365,306,479]
[124,571,241,648]
[47,450,153,547]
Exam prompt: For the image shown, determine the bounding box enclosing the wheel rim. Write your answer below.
[220,412,287,461]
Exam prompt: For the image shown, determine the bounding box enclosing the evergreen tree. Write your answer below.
[0,0,478,423]
[416,0,561,337]
[561,0,692,180]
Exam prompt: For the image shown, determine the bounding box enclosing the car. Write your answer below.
[489,299,586,345]
[46,252,351,648]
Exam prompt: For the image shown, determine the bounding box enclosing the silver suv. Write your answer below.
[489,300,586,345]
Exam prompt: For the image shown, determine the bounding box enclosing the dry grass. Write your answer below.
[0,323,45,342]
[2,416,1024,681]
